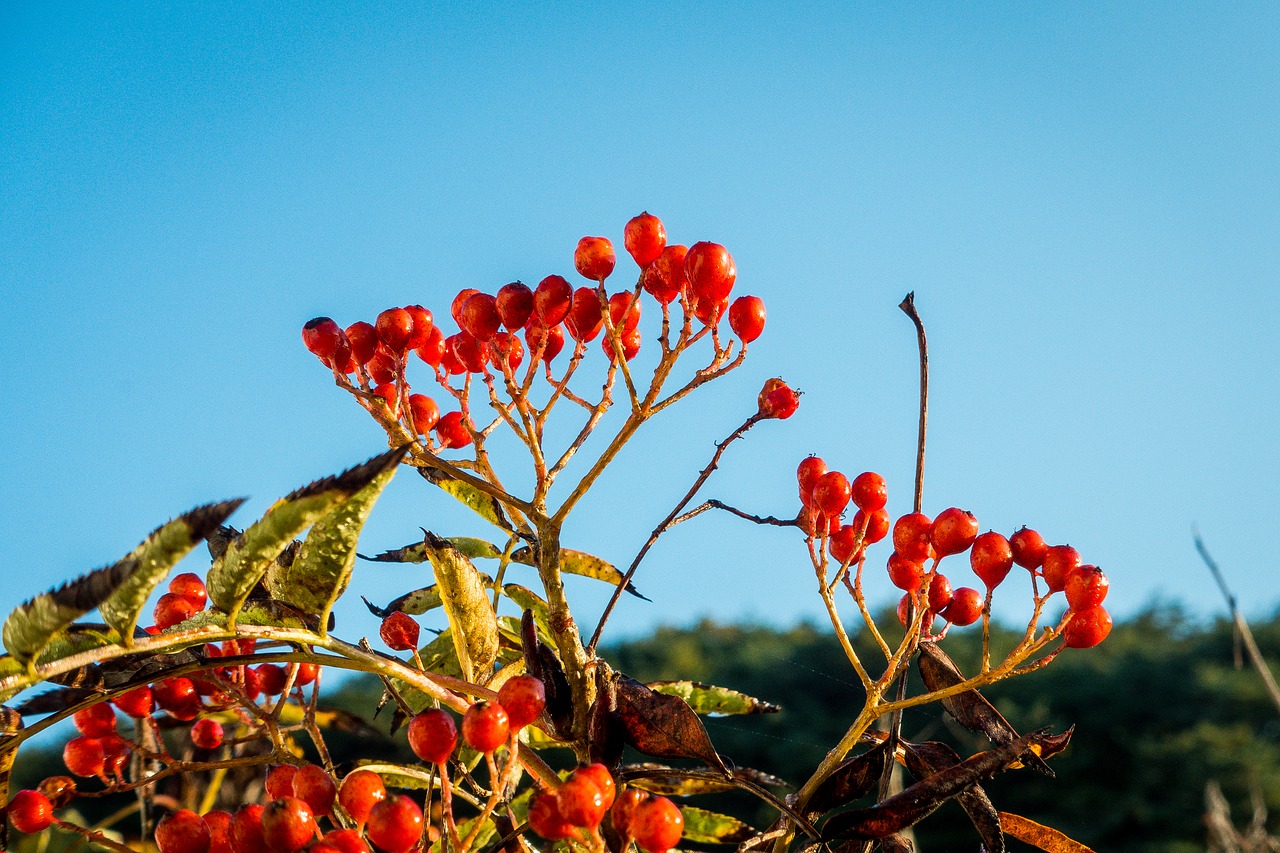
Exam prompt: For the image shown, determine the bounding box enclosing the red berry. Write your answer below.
[460,293,502,341]
[155,592,202,630]
[451,288,481,327]
[367,351,397,385]
[494,281,535,330]
[232,805,271,853]
[169,572,208,607]
[448,332,487,373]
[559,774,607,828]
[525,321,565,363]
[529,790,575,841]
[624,212,667,267]
[575,236,616,281]
[887,553,926,593]
[191,718,224,750]
[346,321,379,366]
[407,709,457,764]
[113,685,154,717]
[685,242,736,305]
[942,587,984,627]
[497,674,546,730]
[1064,605,1112,648]
[692,294,728,326]
[931,508,979,557]
[728,295,766,343]
[371,383,400,418]
[63,735,105,778]
[261,797,316,853]
[892,513,934,563]
[1064,565,1109,610]
[642,245,687,303]
[414,325,446,368]
[321,829,372,853]
[611,788,646,837]
[380,612,419,651]
[257,664,288,696]
[435,411,472,449]
[293,663,320,687]
[608,291,642,331]
[407,394,440,435]
[338,769,387,826]
[1010,526,1048,570]
[534,275,573,325]
[375,308,414,354]
[266,765,299,801]
[462,701,510,753]
[857,508,891,544]
[98,733,131,778]
[829,524,862,565]
[927,573,954,612]
[366,796,423,853]
[796,456,827,505]
[757,378,799,419]
[1041,545,1082,593]
[967,531,1013,589]
[157,809,211,853]
[490,331,526,372]
[812,471,852,518]
[302,318,344,362]
[293,764,337,817]
[601,327,642,362]
[576,763,617,810]
[8,789,54,834]
[205,810,234,853]
[850,472,888,513]
[404,305,434,350]
[73,703,117,737]
[565,286,604,342]
[630,795,684,853]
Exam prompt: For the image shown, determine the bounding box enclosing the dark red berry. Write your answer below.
[257,664,288,696]
[1064,605,1112,648]
[367,351,397,385]
[970,531,1014,589]
[265,765,299,801]
[169,572,208,607]
[525,321,565,363]
[729,296,766,342]
[601,327,642,362]
[154,592,202,630]
[565,286,604,342]
[366,796,423,853]
[414,325,446,368]
[497,674,546,729]
[8,789,54,834]
[575,236,616,281]
[685,242,736,305]
[495,281,535,330]
[63,735,105,778]
[449,332,487,373]
[630,795,684,853]
[113,685,154,717]
[930,508,979,557]
[942,587,984,627]
[462,701,510,753]
[191,718,224,750]
[887,553,925,593]
[1010,526,1048,569]
[380,612,420,651]
[99,733,131,778]
[1041,545,1082,593]
[1064,565,1109,610]
[927,573,954,612]
[435,411,473,449]
[261,797,316,853]
[302,318,343,362]
[608,291,642,331]
[451,288,480,326]
[338,769,387,826]
[375,308,414,354]
[490,331,526,372]
[404,305,434,350]
[157,809,211,853]
[73,703,117,737]
[232,804,271,853]
[534,275,573,325]
[407,709,457,764]
[812,471,852,518]
[529,790,576,841]
[624,212,667,267]
[322,829,372,853]
[559,774,607,829]
[692,293,728,326]
[829,524,862,565]
[205,810,234,853]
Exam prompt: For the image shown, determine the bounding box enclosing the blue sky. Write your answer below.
[1,3,1277,650]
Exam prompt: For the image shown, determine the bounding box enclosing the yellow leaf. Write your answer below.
[999,812,1096,853]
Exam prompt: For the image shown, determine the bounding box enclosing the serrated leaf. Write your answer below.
[998,812,1095,852]
[680,807,756,845]
[614,674,730,776]
[648,681,780,716]
[99,499,246,644]
[2,560,136,665]
[418,466,511,530]
[363,586,444,618]
[510,547,647,599]
[420,532,499,684]
[266,464,397,628]
[208,447,406,619]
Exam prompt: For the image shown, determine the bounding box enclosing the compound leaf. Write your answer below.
[648,681,780,716]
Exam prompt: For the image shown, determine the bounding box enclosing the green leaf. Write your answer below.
[648,681,780,716]
[207,447,406,620]
[265,463,397,629]
[363,586,444,618]
[2,560,137,665]
[420,533,499,684]
[99,499,245,644]
[417,466,511,530]
[680,807,757,845]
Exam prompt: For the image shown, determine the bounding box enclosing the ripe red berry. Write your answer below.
[293,663,320,687]
[346,321,379,366]
[321,829,372,853]
[191,718,224,750]
[169,572,208,607]
[98,733,131,778]
[856,508,891,544]
[492,281,533,330]
[608,291,642,331]
[293,764,337,817]
[404,305,434,350]
[497,674,546,729]
[231,804,271,853]
[432,411,470,449]
[685,242,736,305]
[526,321,566,363]
[624,212,667,267]
[1064,605,1112,648]
[261,797,316,853]
[154,592,202,630]
[812,471,852,518]
[692,294,729,326]
[534,275,573,325]
[257,664,288,696]
[490,331,526,372]
[375,308,415,354]
[887,553,926,593]
[367,351,397,385]
[896,594,934,629]
[565,286,604,342]
[927,573,954,613]
[407,708,457,764]
[630,795,684,853]
[1041,545,1082,593]
[829,524,863,565]
[1010,526,1048,570]
[728,295,766,343]
[205,810,234,853]
[602,327,642,362]
[414,325,446,368]
[611,787,647,837]
[462,701,510,753]
[460,293,502,341]
[575,236,616,281]
[407,394,440,434]
[114,685,154,717]
[265,766,299,801]
[8,789,54,834]
[338,769,387,826]
[1064,565,1110,610]
[757,378,799,420]
[576,763,617,810]
[529,790,576,841]
[970,531,1014,589]
[63,735,105,778]
[366,795,423,853]
[850,472,888,513]
[451,288,480,326]
[302,318,344,362]
[893,513,934,563]
[642,244,687,303]
[931,508,979,557]
[796,456,827,505]
[380,611,420,651]
[157,809,211,853]
[559,774,607,828]
[371,383,400,418]
[942,587,984,627]
[73,703,117,738]
[449,332,487,373]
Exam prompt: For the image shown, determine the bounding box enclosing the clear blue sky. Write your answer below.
[2,3,1277,649]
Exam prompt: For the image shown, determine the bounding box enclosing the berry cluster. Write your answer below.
[528,765,682,853]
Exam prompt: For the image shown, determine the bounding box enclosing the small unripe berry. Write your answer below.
[37,775,77,810]
[366,796,423,853]
[1064,605,1112,648]
[191,718,224,750]
[462,701,510,753]
[931,508,979,557]
[407,708,457,764]
[575,236,616,281]
[257,664,288,696]
[8,789,54,834]
[729,295,766,343]
[380,611,420,651]
[942,587,984,627]
[497,674,546,729]
[970,531,1014,589]
[624,212,667,267]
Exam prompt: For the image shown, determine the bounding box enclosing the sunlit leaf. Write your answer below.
[2,561,136,665]
[680,807,756,845]
[418,466,512,530]
[420,533,499,684]
[510,547,647,598]
[648,681,779,716]
[999,812,1096,852]
[622,764,789,797]
[362,535,504,564]
[614,673,730,775]
[363,586,443,618]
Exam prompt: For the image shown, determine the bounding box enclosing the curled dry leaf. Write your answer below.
[614,674,731,776]
[999,811,1097,852]
[808,739,891,816]
[520,609,573,739]
[903,741,1002,853]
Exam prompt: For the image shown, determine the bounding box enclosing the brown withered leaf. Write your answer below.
[870,835,915,852]
[903,741,1003,853]
[14,688,99,716]
[808,740,891,815]
[999,811,1096,852]
[622,763,789,796]
[823,730,1059,840]
[916,642,1055,776]
[614,674,730,776]
[520,609,573,739]
[590,665,624,769]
